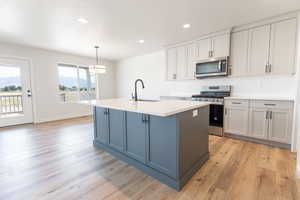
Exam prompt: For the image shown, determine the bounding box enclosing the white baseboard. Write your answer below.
[35,112,92,123]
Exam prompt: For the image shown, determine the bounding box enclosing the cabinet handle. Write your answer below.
[173,74,177,80]
[265,64,268,73]
[232,102,241,104]
[266,111,269,119]
[270,111,272,119]
[224,108,227,115]
[144,115,149,123]
[264,104,276,106]
[211,50,214,57]
[142,115,145,123]
[208,51,211,57]
[268,64,272,73]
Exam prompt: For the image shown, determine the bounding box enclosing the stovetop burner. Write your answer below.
[191,85,231,104]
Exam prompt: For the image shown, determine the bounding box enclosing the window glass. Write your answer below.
[58,64,95,102]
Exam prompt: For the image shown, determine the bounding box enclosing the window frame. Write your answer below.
[57,63,95,103]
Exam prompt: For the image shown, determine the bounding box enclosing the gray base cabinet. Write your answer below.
[125,112,147,163]
[107,109,125,152]
[93,106,209,191]
[224,99,294,148]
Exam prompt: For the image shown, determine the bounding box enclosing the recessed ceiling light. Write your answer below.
[182,24,191,29]
[77,18,88,24]
[138,40,145,44]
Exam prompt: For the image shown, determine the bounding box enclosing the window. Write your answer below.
[57,63,96,102]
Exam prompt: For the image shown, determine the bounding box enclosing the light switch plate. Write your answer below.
[193,109,198,117]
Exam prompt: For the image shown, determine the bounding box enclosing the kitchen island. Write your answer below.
[82,98,210,191]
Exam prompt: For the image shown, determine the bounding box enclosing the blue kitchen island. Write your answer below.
[85,98,210,191]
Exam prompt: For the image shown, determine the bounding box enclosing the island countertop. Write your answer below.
[80,98,211,117]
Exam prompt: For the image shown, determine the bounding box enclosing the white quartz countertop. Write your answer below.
[224,96,295,101]
[80,98,210,117]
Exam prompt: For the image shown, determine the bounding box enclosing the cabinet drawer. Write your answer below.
[250,100,293,109]
[225,100,249,108]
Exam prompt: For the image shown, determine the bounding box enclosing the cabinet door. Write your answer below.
[166,48,177,80]
[125,112,147,163]
[224,107,248,136]
[268,109,292,144]
[211,34,230,58]
[176,46,188,80]
[248,25,271,75]
[269,19,297,75]
[186,43,198,79]
[230,30,249,76]
[196,38,211,60]
[94,107,109,144]
[108,109,125,152]
[249,108,269,139]
[147,115,178,179]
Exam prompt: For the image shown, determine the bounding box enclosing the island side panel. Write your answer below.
[178,105,209,178]
[147,115,178,179]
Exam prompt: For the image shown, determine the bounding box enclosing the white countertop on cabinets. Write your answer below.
[79,98,211,117]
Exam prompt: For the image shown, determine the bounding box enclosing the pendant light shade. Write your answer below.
[89,46,106,74]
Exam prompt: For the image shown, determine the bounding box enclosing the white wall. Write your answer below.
[116,51,297,100]
[0,42,116,123]
[295,14,300,178]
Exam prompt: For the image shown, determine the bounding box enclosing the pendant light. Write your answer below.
[89,46,106,74]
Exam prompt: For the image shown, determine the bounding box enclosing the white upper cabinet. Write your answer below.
[269,19,297,75]
[247,24,271,76]
[186,43,198,79]
[196,33,230,60]
[176,46,188,80]
[230,18,297,77]
[196,38,211,60]
[230,30,249,76]
[211,34,230,58]
[166,48,177,80]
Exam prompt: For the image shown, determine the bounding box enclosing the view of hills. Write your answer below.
[0,76,94,89]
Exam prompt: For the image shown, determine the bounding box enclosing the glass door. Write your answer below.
[0,58,33,127]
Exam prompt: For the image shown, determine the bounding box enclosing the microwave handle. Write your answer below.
[218,61,222,71]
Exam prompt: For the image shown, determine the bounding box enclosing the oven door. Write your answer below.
[195,58,228,78]
[209,104,224,127]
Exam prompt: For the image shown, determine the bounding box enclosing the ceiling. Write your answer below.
[0,0,300,61]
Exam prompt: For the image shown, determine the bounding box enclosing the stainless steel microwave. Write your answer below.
[195,57,228,78]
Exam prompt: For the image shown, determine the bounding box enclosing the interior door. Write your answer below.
[0,58,33,127]
[247,25,271,75]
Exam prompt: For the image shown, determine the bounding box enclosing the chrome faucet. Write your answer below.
[134,79,145,101]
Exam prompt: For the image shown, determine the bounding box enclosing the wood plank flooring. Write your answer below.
[0,117,299,200]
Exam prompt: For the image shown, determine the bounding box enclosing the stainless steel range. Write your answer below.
[192,85,231,136]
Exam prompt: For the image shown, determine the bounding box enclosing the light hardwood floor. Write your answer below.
[0,117,299,200]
